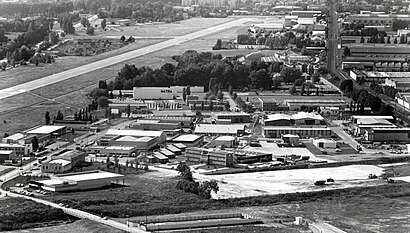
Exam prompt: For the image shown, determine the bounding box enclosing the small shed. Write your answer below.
[313,138,337,149]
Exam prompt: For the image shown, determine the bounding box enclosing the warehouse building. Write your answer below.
[312,138,337,149]
[263,127,334,139]
[194,124,246,136]
[170,134,204,147]
[385,78,410,90]
[185,148,271,166]
[354,117,397,136]
[351,115,394,123]
[285,99,348,111]
[209,136,236,148]
[365,128,410,142]
[0,143,31,156]
[0,150,16,163]
[42,150,86,174]
[32,170,124,192]
[26,125,67,138]
[396,92,410,109]
[211,112,251,124]
[257,97,279,112]
[133,87,176,100]
[105,129,167,144]
[264,112,325,126]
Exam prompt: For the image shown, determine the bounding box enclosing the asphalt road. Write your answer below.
[310,222,347,233]
[0,18,249,101]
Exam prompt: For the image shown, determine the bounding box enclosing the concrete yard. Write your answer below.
[194,165,385,199]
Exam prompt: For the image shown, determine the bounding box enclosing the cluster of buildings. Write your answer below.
[0,125,67,164]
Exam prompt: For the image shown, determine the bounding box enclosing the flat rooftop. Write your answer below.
[172,134,203,142]
[57,170,124,182]
[3,133,25,141]
[26,125,66,135]
[106,129,164,138]
[363,71,410,78]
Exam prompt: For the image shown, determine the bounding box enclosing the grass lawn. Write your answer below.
[0,197,69,231]
[2,219,126,233]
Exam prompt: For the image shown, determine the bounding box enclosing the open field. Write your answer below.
[0,197,68,231]
[3,219,126,233]
[170,226,300,233]
[0,17,274,135]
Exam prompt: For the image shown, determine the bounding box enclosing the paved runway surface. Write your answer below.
[0,18,249,101]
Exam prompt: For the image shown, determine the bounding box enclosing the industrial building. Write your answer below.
[194,124,246,136]
[211,112,251,124]
[285,99,348,111]
[133,87,176,100]
[385,78,410,90]
[131,120,182,131]
[396,92,410,110]
[170,134,204,147]
[105,129,167,144]
[209,136,236,148]
[26,125,67,138]
[351,115,394,123]
[312,138,337,149]
[31,170,124,192]
[263,127,334,139]
[0,150,16,163]
[264,112,325,126]
[0,143,31,156]
[354,117,397,136]
[256,97,279,112]
[42,150,86,174]
[365,128,410,142]
[185,148,272,167]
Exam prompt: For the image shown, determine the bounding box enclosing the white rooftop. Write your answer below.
[0,143,25,148]
[106,129,163,138]
[105,146,134,151]
[0,150,14,155]
[58,171,123,182]
[48,159,71,166]
[27,125,66,135]
[195,124,246,134]
[3,133,25,141]
[172,134,203,142]
[215,136,236,141]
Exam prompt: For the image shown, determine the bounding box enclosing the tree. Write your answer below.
[86,27,94,35]
[101,19,107,30]
[311,72,321,83]
[340,79,354,93]
[360,36,365,43]
[280,67,302,84]
[343,46,351,57]
[45,111,51,125]
[120,35,125,42]
[177,162,194,182]
[80,17,90,28]
[31,136,39,151]
[198,180,219,199]
[289,85,297,95]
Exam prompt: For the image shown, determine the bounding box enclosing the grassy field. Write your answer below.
[0,197,69,231]
[2,219,126,233]
[170,226,300,233]
[0,17,265,135]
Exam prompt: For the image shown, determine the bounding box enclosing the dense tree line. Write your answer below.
[109,50,301,93]
[0,17,54,61]
[0,2,73,17]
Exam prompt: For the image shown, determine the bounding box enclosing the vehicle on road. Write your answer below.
[314,180,326,186]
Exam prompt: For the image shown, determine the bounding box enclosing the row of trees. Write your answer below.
[359,34,410,44]
[369,82,400,99]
